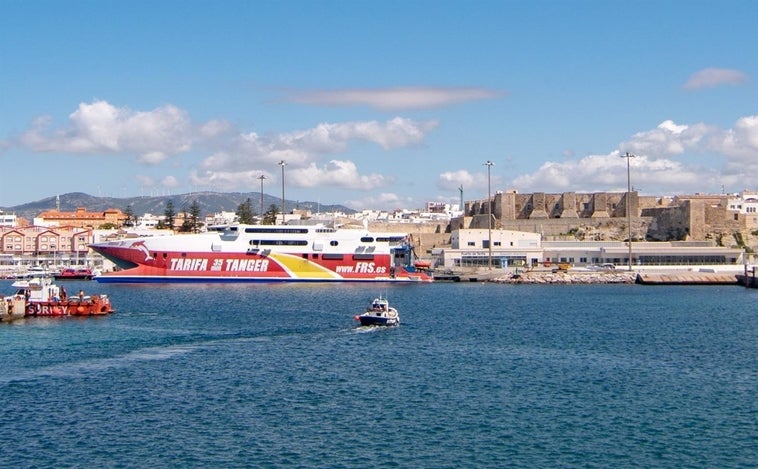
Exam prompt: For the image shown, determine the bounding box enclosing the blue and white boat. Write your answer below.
[354,296,399,326]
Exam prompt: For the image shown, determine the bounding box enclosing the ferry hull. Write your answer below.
[92,241,433,284]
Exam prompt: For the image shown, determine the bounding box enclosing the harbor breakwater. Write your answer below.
[488,270,741,285]
[490,270,637,284]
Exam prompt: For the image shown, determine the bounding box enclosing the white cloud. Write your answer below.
[683,68,749,90]
[345,192,412,211]
[437,169,502,194]
[289,160,390,190]
[17,100,198,164]
[512,116,758,195]
[162,175,179,188]
[10,101,437,199]
[283,86,503,111]
[188,169,263,190]
[620,120,712,156]
[512,152,708,195]
[710,115,758,161]
[199,117,437,174]
[136,174,155,187]
[196,117,437,190]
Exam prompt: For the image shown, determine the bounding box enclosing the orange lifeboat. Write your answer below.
[414,260,432,269]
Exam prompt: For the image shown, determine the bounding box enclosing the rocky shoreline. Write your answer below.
[490,271,637,284]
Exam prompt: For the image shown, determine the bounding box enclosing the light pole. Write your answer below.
[622,152,636,271]
[484,160,494,270]
[278,160,286,225]
[258,174,267,224]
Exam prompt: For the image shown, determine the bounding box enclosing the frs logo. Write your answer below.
[131,241,154,261]
[355,262,386,273]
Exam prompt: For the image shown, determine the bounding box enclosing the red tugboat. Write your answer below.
[54,268,95,281]
[8,276,114,317]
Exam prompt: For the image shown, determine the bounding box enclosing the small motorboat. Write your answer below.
[354,295,399,326]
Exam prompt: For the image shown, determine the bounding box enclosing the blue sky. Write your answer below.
[1,0,756,211]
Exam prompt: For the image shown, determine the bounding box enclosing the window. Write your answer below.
[244,227,308,234]
[258,240,309,246]
[467,241,475,246]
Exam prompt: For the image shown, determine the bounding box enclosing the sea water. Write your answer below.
[0,280,755,468]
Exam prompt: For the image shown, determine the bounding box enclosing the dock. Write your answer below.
[635,272,739,285]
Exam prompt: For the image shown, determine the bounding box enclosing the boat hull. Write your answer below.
[91,232,433,283]
[357,315,399,327]
[25,298,114,317]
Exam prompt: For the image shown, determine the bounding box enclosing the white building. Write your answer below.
[0,211,17,227]
[434,228,744,271]
[727,191,758,228]
[435,228,542,270]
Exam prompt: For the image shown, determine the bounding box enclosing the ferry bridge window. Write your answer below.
[330,241,338,246]
[245,227,309,234]
[259,240,309,246]
[360,237,374,243]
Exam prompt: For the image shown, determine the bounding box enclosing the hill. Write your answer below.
[0,192,355,221]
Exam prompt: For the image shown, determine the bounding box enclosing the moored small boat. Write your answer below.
[54,268,95,281]
[6,277,114,318]
[354,295,399,326]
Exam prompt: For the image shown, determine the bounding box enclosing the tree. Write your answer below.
[189,200,202,232]
[164,200,176,231]
[123,205,135,227]
[236,198,255,224]
[263,204,279,225]
[178,204,193,233]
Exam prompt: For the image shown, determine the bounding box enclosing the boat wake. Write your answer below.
[0,343,201,385]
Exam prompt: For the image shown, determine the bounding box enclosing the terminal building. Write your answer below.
[433,228,744,271]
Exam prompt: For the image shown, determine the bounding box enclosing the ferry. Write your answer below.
[89,224,433,283]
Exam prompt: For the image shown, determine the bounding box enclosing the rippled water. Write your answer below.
[1,280,756,468]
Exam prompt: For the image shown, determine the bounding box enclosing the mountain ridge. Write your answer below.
[0,192,355,222]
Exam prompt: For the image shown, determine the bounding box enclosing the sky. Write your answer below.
[1,0,757,211]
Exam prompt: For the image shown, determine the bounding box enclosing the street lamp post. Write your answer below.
[278,160,286,225]
[484,160,494,270]
[258,174,267,224]
[622,152,636,271]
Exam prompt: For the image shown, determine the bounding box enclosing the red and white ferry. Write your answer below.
[90,224,433,283]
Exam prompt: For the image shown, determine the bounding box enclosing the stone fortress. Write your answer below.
[461,190,758,243]
[373,190,758,263]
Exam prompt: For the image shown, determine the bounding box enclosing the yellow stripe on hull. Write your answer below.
[267,252,343,279]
